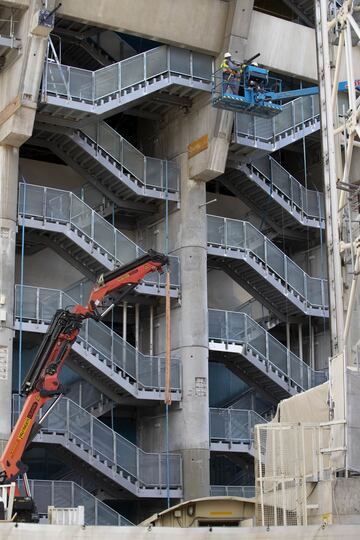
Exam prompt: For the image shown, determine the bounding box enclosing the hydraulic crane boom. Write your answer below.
[0,250,168,486]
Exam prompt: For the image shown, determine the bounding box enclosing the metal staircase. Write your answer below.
[210,407,266,457]
[66,379,115,417]
[207,214,329,320]
[18,479,133,525]
[220,155,324,239]
[18,183,180,297]
[14,285,181,404]
[208,309,327,401]
[13,395,182,499]
[230,95,320,163]
[31,121,179,203]
[39,45,213,125]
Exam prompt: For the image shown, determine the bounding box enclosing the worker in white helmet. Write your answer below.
[220,52,242,95]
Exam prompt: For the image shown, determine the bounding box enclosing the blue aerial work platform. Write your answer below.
[212,56,359,118]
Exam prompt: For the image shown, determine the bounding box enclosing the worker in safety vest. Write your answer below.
[220,52,242,94]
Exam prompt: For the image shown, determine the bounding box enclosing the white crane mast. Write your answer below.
[315,0,360,473]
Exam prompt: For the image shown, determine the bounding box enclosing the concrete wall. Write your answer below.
[20,158,84,191]
[1,523,360,539]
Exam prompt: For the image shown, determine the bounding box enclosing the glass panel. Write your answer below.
[115,230,139,264]
[122,139,144,182]
[235,113,255,138]
[121,54,145,89]
[86,318,112,362]
[305,190,321,218]
[94,64,118,100]
[71,196,93,239]
[254,116,273,140]
[227,219,245,248]
[39,288,62,321]
[268,337,287,374]
[18,286,37,320]
[266,240,285,279]
[291,178,302,209]
[169,47,191,75]
[98,122,121,159]
[210,409,228,439]
[253,156,271,178]
[145,158,162,188]
[69,68,93,101]
[228,311,246,342]
[73,485,95,525]
[274,102,293,135]
[145,47,168,78]
[246,318,266,357]
[208,310,227,341]
[45,189,71,222]
[287,259,305,297]
[192,52,213,80]
[46,63,69,96]
[166,161,178,191]
[245,223,265,261]
[93,419,114,463]
[207,215,225,245]
[302,95,313,121]
[271,160,291,198]
[116,435,137,477]
[93,213,115,256]
[20,184,44,217]
[307,277,324,306]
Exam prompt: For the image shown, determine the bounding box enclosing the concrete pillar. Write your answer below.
[169,154,210,501]
[0,145,18,439]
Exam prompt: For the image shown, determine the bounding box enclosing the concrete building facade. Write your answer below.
[0,0,333,524]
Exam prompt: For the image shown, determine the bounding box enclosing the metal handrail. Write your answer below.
[208,308,327,390]
[210,407,266,444]
[210,485,255,498]
[17,182,180,287]
[12,395,182,489]
[14,284,181,393]
[246,155,325,222]
[207,214,328,310]
[17,479,133,526]
[234,94,320,144]
[43,45,213,103]
[80,121,179,193]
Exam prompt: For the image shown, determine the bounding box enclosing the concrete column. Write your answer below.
[170,154,210,501]
[0,145,18,440]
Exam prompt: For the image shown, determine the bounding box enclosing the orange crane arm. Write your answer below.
[0,250,168,484]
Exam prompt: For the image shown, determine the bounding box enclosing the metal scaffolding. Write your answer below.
[315,0,360,473]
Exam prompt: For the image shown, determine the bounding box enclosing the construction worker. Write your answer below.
[220,52,242,95]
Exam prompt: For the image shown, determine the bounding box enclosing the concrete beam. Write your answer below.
[57,0,320,80]
[58,0,229,55]
[0,0,29,8]
[245,11,317,80]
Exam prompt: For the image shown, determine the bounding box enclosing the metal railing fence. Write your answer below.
[248,155,325,221]
[210,408,266,444]
[14,284,181,393]
[18,183,180,288]
[17,479,133,526]
[209,309,327,390]
[44,45,213,103]
[12,395,182,489]
[234,95,320,143]
[210,485,255,498]
[207,214,328,310]
[80,122,179,192]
